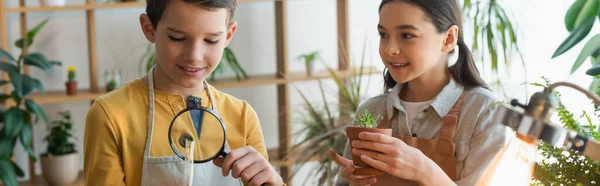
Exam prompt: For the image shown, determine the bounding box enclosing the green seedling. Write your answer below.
[356,109,382,128]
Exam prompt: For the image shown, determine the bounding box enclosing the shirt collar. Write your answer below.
[386,77,464,119]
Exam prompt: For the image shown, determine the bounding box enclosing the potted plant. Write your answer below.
[40,111,79,186]
[39,0,67,7]
[65,66,76,95]
[297,51,319,76]
[105,68,122,92]
[0,18,61,186]
[346,109,391,175]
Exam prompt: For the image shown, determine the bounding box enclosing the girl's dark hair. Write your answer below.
[380,0,488,91]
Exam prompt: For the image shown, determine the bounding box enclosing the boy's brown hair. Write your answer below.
[145,0,237,29]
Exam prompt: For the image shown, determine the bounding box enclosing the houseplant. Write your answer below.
[39,0,67,7]
[287,39,378,185]
[297,51,320,76]
[462,0,526,95]
[105,68,121,92]
[65,66,76,95]
[40,110,79,186]
[529,77,600,185]
[0,18,61,186]
[345,109,391,176]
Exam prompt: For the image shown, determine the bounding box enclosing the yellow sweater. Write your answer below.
[83,79,267,186]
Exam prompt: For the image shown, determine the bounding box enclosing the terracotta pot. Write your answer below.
[40,152,79,186]
[346,126,392,175]
[65,82,77,96]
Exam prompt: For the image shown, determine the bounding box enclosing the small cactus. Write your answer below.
[67,66,76,82]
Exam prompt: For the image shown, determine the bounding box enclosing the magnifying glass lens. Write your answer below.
[169,107,226,163]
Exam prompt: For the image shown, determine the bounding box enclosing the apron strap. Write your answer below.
[438,92,465,143]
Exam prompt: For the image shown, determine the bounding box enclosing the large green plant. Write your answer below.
[529,77,600,185]
[552,0,600,88]
[288,40,372,186]
[462,0,526,88]
[43,111,76,156]
[0,19,61,186]
[139,44,249,81]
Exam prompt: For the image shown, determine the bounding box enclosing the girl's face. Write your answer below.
[378,1,456,84]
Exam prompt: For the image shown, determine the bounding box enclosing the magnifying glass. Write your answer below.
[168,106,228,163]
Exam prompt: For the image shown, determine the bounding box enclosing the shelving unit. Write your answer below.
[0,0,370,185]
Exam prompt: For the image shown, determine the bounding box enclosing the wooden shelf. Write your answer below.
[6,67,379,106]
[5,0,283,13]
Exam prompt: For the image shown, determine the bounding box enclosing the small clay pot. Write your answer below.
[65,81,77,96]
[346,126,392,175]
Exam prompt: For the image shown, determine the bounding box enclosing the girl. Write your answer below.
[330,0,510,185]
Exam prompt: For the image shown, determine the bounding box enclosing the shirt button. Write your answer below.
[194,99,200,104]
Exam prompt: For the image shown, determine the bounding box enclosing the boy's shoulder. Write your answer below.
[93,79,146,109]
[208,85,255,114]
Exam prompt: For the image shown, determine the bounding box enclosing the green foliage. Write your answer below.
[462,0,525,87]
[552,0,600,77]
[529,77,600,185]
[289,39,373,186]
[44,111,76,156]
[355,109,381,129]
[0,18,60,186]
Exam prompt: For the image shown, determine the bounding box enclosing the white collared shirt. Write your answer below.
[335,78,513,185]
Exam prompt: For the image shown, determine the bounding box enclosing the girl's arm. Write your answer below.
[83,101,126,186]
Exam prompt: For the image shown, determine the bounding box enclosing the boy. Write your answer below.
[83,0,284,185]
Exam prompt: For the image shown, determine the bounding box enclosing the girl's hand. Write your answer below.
[328,149,377,186]
[350,132,436,184]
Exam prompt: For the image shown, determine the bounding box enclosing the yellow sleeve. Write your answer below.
[242,101,268,160]
[83,100,126,186]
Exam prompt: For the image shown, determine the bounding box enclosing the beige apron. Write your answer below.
[373,92,464,185]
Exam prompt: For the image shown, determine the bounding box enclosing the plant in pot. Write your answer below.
[0,18,61,186]
[297,51,319,76]
[346,109,391,175]
[105,68,122,92]
[40,110,78,186]
[65,66,76,95]
[39,0,67,7]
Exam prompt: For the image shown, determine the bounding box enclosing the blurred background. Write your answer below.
[1,0,600,185]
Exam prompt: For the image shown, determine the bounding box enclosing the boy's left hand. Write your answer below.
[213,146,284,186]
[350,132,431,183]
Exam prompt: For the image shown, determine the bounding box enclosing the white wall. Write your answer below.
[7,0,597,185]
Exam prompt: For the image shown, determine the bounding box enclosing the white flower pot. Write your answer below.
[40,0,67,7]
[40,152,79,186]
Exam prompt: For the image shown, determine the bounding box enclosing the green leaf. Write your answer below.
[0,136,16,158]
[566,0,588,31]
[553,16,595,58]
[27,19,49,41]
[0,62,18,74]
[48,61,62,66]
[25,99,48,124]
[3,108,24,138]
[10,161,23,177]
[0,94,10,103]
[572,34,600,74]
[586,63,600,76]
[0,49,15,62]
[487,24,498,73]
[24,53,52,72]
[14,38,32,49]
[19,123,36,162]
[0,80,9,87]
[0,160,18,186]
[21,75,44,95]
[574,0,599,30]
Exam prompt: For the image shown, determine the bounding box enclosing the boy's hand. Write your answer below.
[329,149,377,186]
[213,146,284,186]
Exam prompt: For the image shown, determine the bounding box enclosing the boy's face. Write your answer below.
[140,0,236,89]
